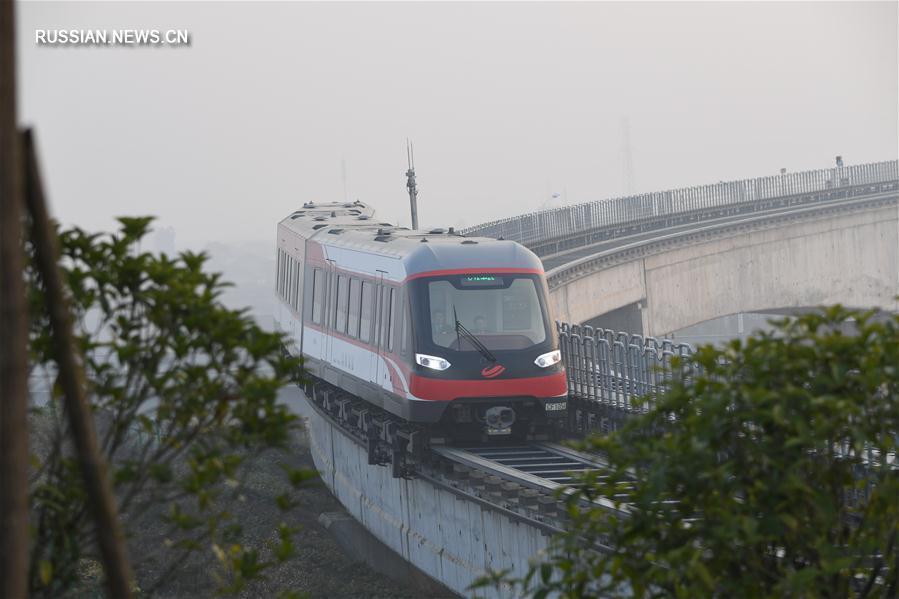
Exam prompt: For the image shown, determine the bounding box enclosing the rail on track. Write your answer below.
[301,375,636,534]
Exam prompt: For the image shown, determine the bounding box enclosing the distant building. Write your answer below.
[153,226,176,255]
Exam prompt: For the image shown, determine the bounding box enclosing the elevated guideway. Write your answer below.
[284,160,898,597]
[463,160,899,335]
[288,382,621,598]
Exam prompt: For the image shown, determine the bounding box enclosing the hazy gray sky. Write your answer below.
[17,1,898,247]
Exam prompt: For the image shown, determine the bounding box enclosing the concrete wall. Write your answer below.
[549,204,899,336]
[303,400,553,598]
[551,260,645,327]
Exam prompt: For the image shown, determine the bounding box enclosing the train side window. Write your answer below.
[360,282,373,343]
[276,249,282,297]
[288,257,294,306]
[293,260,300,311]
[325,270,337,329]
[373,286,381,346]
[348,278,361,337]
[279,250,285,298]
[292,259,297,304]
[286,256,292,304]
[373,286,382,347]
[387,288,396,351]
[283,253,289,300]
[288,256,294,302]
[336,275,348,332]
[285,252,290,300]
[292,258,297,307]
[380,287,391,349]
[400,293,409,356]
[311,269,323,324]
[328,271,338,329]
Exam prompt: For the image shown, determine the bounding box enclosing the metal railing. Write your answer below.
[557,321,694,433]
[461,160,899,252]
[557,322,897,477]
[557,320,895,516]
[545,186,899,288]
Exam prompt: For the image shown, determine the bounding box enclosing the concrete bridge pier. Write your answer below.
[292,388,556,598]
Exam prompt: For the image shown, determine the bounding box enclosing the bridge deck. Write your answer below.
[539,200,847,271]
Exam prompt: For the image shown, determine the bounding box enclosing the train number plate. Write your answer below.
[544,401,567,411]
[486,427,512,436]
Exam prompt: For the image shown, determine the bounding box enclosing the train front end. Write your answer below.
[405,268,568,440]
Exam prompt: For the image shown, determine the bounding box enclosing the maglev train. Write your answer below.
[275,201,567,439]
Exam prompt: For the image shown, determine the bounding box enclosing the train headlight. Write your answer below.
[416,353,451,371]
[534,350,561,368]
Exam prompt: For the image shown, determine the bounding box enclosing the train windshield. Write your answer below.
[413,274,551,352]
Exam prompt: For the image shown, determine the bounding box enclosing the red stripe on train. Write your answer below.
[409,371,567,402]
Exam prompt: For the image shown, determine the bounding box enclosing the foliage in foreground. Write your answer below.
[478,307,898,598]
[26,218,309,596]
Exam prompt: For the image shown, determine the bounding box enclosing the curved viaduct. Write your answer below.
[283,160,898,599]
[463,160,899,338]
[549,197,897,336]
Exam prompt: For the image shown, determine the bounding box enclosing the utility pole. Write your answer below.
[0,0,30,595]
[406,140,419,230]
[0,2,134,590]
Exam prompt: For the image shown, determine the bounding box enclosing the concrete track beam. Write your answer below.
[549,203,898,336]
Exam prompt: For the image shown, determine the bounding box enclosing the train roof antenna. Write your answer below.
[405,139,419,230]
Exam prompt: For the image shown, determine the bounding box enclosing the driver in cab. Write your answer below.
[432,310,452,337]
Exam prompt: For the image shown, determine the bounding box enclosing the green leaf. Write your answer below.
[39,560,53,585]
[540,563,552,584]
[496,306,899,597]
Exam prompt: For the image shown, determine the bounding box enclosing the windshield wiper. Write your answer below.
[452,307,497,363]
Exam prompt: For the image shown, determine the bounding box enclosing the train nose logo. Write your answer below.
[481,364,505,378]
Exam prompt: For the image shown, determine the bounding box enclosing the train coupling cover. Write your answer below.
[484,405,515,435]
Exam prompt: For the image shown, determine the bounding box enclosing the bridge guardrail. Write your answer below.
[461,160,899,255]
[557,321,896,484]
[545,186,899,289]
[557,321,695,434]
